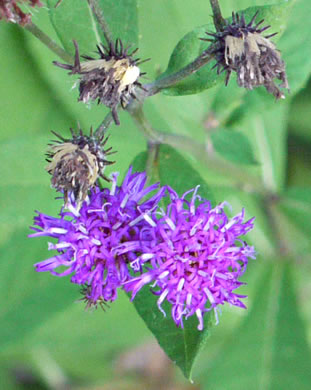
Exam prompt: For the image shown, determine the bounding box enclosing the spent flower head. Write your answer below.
[30,167,166,307]
[125,186,256,330]
[0,0,42,25]
[46,127,115,210]
[54,39,147,125]
[202,11,289,99]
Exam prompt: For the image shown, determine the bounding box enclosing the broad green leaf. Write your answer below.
[158,145,214,204]
[130,285,212,380]
[200,262,311,390]
[129,145,216,379]
[47,0,138,55]
[159,2,292,96]
[132,145,214,203]
[131,151,148,172]
[211,129,257,165]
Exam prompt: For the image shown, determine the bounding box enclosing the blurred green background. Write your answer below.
[1,0,311,389]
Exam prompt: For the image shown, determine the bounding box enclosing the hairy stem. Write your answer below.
[146,51,214,96]
[87,0,113,46]
[25,22,73,63]
[209,0,226,31]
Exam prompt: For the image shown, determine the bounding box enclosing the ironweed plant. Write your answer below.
[1,0,311,389]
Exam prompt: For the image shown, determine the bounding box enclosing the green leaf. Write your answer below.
[130,285,212,380]
[211,129,257,165]
[200,262,311,390]
[158,145,214,204]
[158,24,220,96]
[131,146,214,203]
[129,146,216,379]
[47,0,138,55]
[159,2,292,96]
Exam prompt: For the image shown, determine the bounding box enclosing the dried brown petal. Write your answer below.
[54,39,147,125]
[203,11,289,99]
[46,128,115,209]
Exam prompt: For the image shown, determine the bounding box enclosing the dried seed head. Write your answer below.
[53,39,148,125]
[0,0,42,26]
[202,11,289,99]
[46,127,115,209]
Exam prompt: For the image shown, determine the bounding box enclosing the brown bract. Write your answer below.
[0,0,42,26]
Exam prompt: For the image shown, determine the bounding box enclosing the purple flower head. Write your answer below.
[30,167,166,306]
[125,186,256,330]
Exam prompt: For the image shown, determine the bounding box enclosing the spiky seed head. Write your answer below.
[53,39,147,125]
[202,11,289,99]
[46,128,115,209]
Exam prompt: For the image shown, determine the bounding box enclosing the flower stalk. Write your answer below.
[25,22,73,63]
[146,51,214,96]
[129,107,265,194]
[209,0,226,31]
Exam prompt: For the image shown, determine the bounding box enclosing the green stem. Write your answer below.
[130,107,264,193]
[25,22,73,63]
[209,0,226,31]
[87,0,113,46]
[145,142,160,181]
[146,51,214,96]
[94,112,115,139]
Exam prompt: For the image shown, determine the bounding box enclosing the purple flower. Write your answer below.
[30,167,166,305]
[125,186,256,330]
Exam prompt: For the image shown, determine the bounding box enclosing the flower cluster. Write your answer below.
[30,167,166,306]
[124,186,255,330]
[0,0,42,25]
[31,169,255,329]
[46,127,114,210]
[203,11,289,99]
[53,39,146,125]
